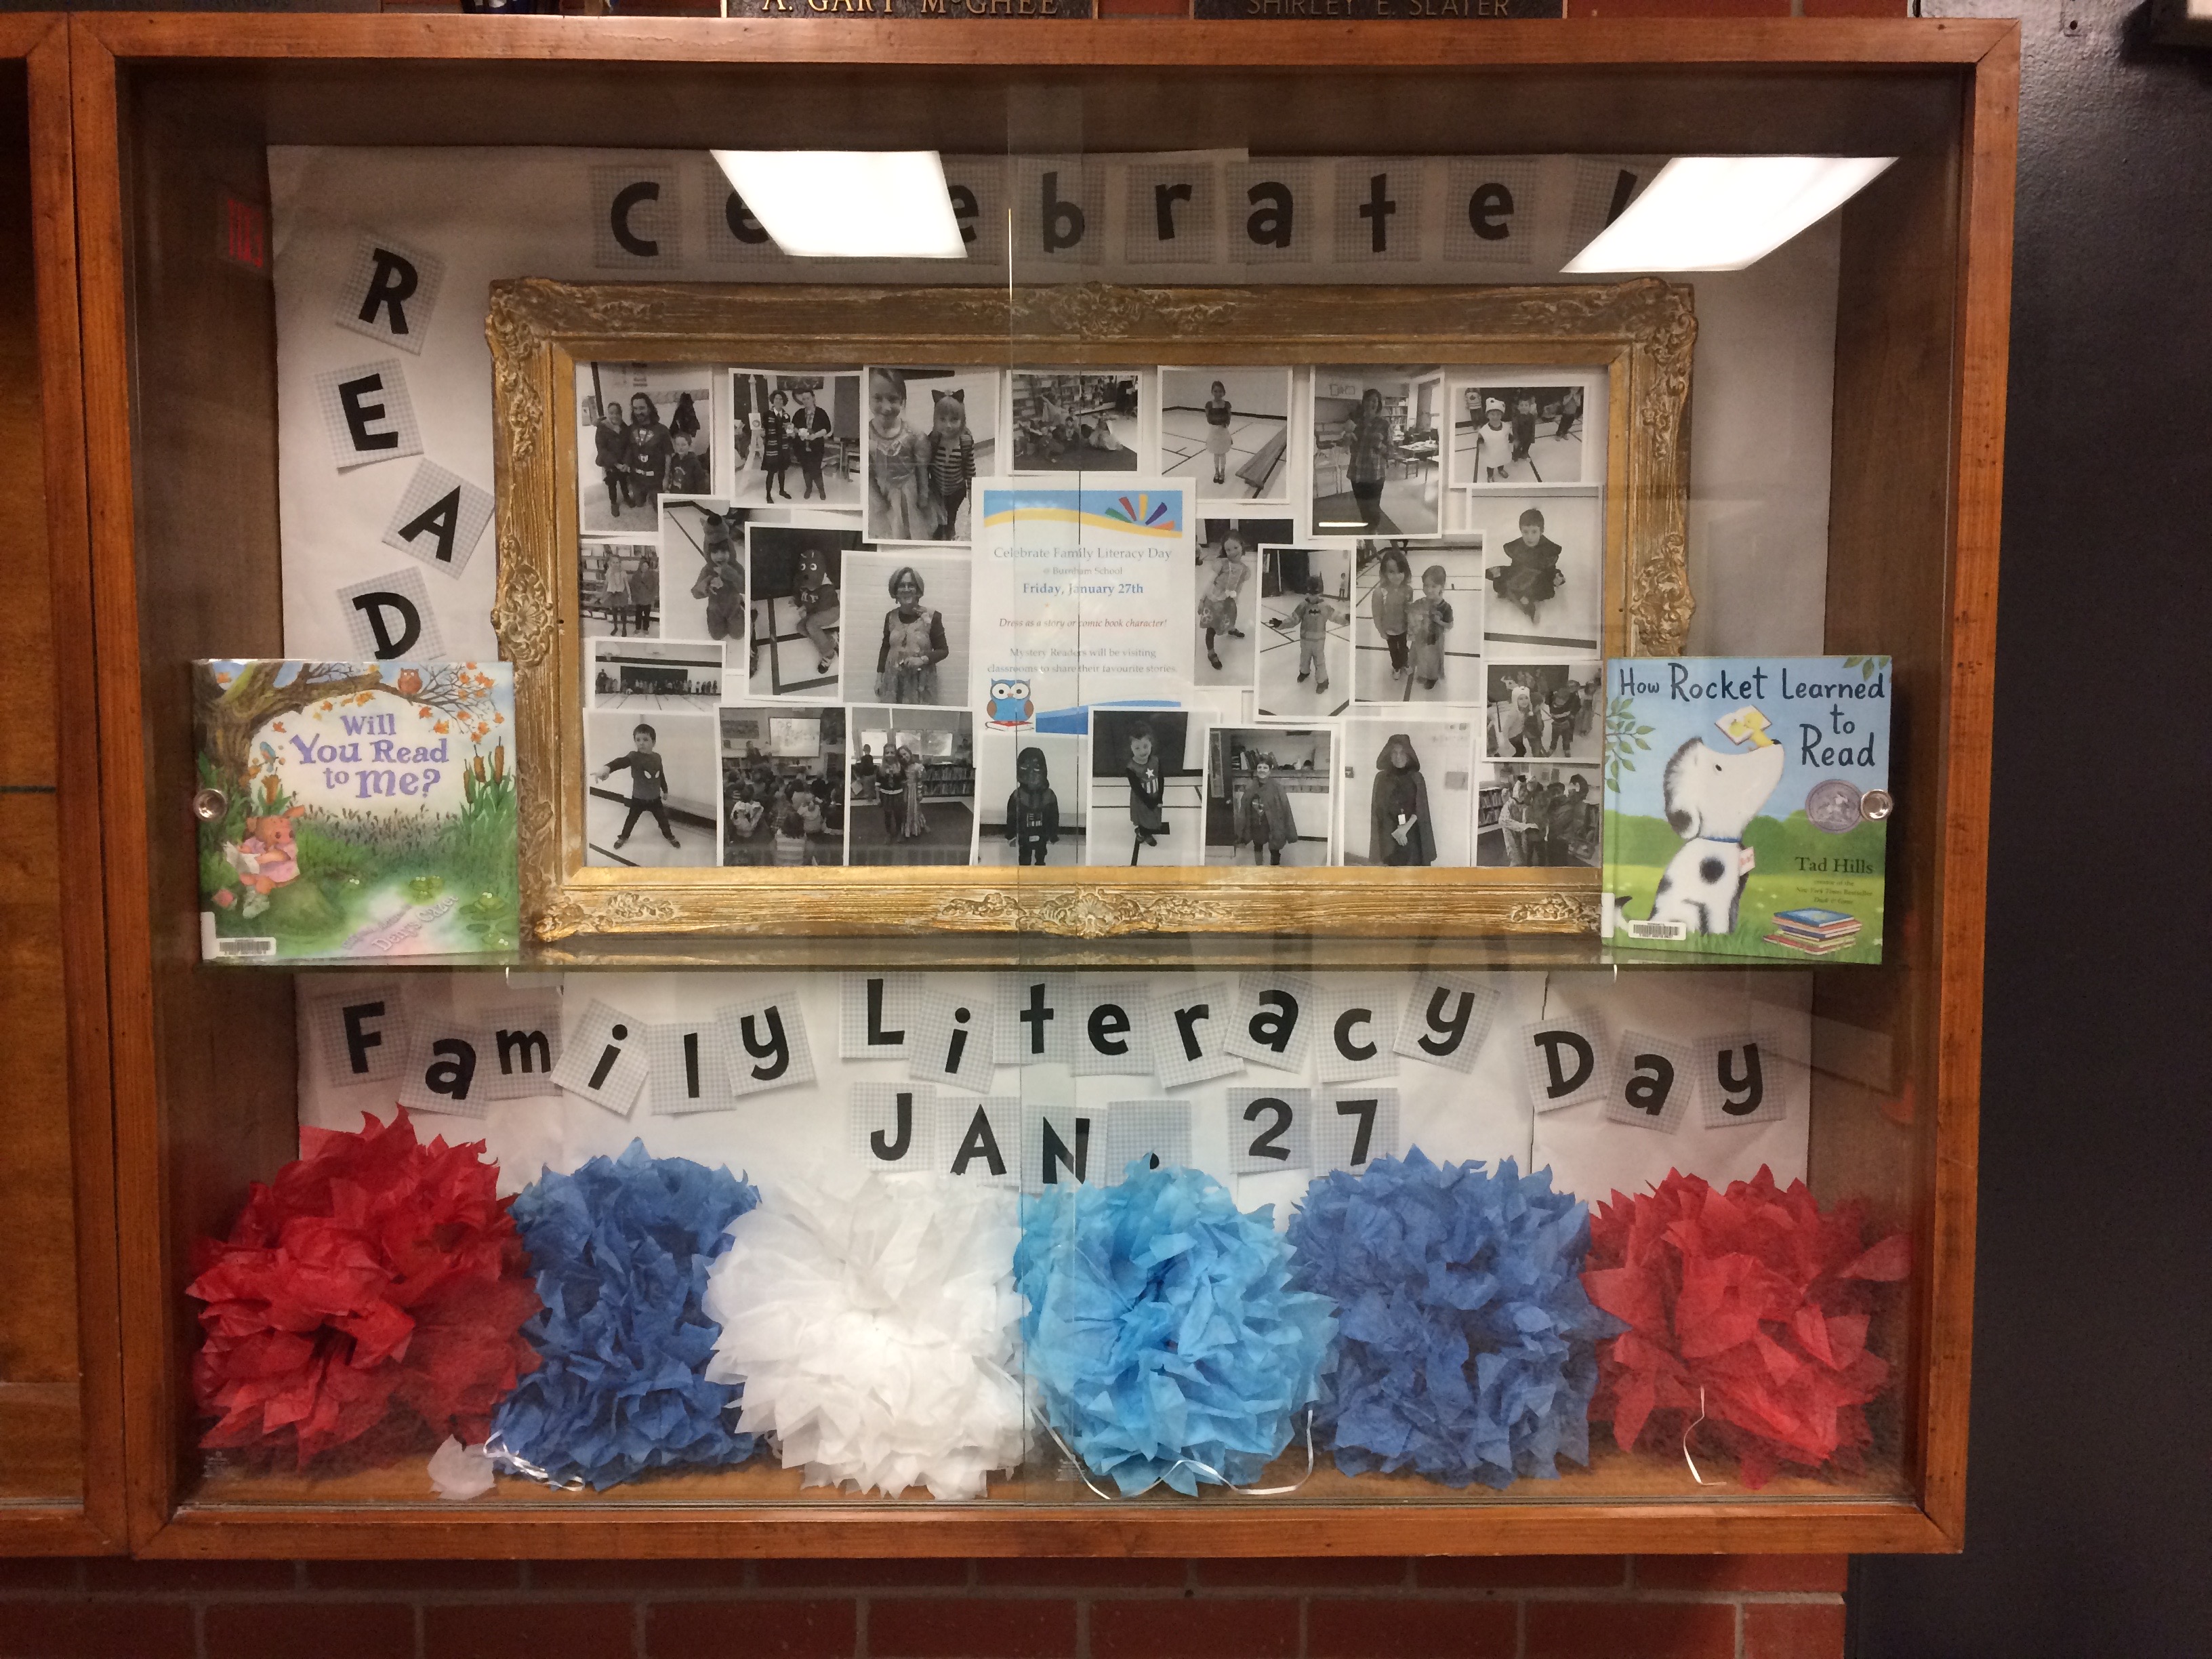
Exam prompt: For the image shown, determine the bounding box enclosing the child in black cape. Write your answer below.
[1004,745,1061,865]
[1237,756,1298,865]
[1368,731,1437,867]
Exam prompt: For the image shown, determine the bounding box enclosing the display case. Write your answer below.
[75,14,2014,1557]
[0,12,127,1555]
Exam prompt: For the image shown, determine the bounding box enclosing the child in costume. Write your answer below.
[876,747,907,841]
[795,546,840,676]
[1288,573,1338,694]
[789,384,834,501]
[665,430,710,495]
[1202,379,1235,487]
[760,389,792,502]
[692,512,745,643]
[1497,775,1532,866]
[771,788,809,866]
[1005,745,1061,865]
[1471,395,1517,483]
[1369,544,1414,680]
[1199,534,1250,671]
[1237,756,1298,866]
[890,745,928,841]
[874,565,950,705]
[1124,720,1168,864]
[1487,507,1564,626]
[866,369,931,541]
[626,547,658,638]
[597,722,680,851]
[1406,564,1454,691]
[924,389,977,541]
[1368,731,1437,867]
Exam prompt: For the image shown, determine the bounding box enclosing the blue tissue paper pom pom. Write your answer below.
[1287,1149,1620,1490]
[1015,1162,1335,1498]
[490,1142,760,1490]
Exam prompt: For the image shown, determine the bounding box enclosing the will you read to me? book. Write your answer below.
[1601,656,1891,964]
[193,660,519,962]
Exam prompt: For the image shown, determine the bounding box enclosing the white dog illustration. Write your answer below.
[1647,738,1786,934]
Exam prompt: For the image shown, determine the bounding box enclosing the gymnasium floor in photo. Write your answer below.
[583,787,719,867]
[1160,405,1290,501]
[1351,565,1485,708]
[1450,415,1584,487]
[1086,776,1207,867]
[748,593,840,699]
[1192,548,1258,693]
[1256,587,1352,719]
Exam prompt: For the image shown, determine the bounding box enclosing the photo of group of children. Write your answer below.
[571,359,1609,877]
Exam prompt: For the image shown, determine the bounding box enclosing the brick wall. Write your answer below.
[0,1554,1846,1658]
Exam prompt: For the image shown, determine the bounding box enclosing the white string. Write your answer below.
[1034,1408,1316,1501]
[481,1432,589,1494]
[1681,1385,1710,1486]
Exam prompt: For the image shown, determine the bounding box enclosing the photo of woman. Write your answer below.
[1311,367,1442,537]
[731,369,863,508]
[846,708,975,866]
[845,552,972,710]
[575,363,715,536]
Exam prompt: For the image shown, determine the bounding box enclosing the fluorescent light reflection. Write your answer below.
[1564,155,1897,274]
[710,150,966,260]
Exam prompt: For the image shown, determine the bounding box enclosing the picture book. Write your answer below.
[194,660,520,961]
[1601,656,1891,964]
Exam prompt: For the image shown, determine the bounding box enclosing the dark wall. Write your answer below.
[1851,4,2212,1654]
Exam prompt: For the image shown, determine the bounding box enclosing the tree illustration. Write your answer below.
[197,661,503,786]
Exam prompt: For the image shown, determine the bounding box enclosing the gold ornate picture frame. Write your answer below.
[489,279,1693,949]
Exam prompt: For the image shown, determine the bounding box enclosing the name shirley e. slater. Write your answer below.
[1193,0,1564,18]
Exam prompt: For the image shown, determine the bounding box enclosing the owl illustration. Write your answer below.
[395,668,423,697]
[987,680,1034,727]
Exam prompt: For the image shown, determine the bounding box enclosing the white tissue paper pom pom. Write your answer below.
[703,1166,1026,1500]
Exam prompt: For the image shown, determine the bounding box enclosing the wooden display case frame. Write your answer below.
[72,13,2015,1559]
[0,11,128,1557]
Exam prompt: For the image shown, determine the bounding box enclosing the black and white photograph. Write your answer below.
[1255,545,1352,720]
[658,497,750,647]
[843,551,972,711]
[1353,540,1485,708]
[1477,761,1601,869]
[579,541,659,638]
[1204,727,1334,867]
[584,708,720,869]
[1484,663,1603,761]
[1449,377,1593,488]
[747,524,859,701]
[588,637,724,712]
[975,728,1085,868]
[1011,370,1145,473]
[577,363,716,535]
[1342,719,1477,869]
[1160,367,1292,503]
[731,369,863,508]
[1465,492,1604,656]
[846,708,975,868]
[1311,366,1443,537]
[862,366,998,545]
[1191,518,1290,693]
[1087,708,1206,868]
[720,705,846,869]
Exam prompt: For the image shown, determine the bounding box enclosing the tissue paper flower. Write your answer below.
[187,1109,540,1465]
[489,1143,760,1490]
[1015,1162,1336,1498]
[1581,1166,1912,1488]
[1287,1149,1618,1490]
[705,1166,1025,1500]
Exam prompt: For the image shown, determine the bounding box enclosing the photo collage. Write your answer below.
[573,363,1603,871]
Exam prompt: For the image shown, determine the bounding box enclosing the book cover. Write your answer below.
[194,660,519,961]
[1602,656,1891,964]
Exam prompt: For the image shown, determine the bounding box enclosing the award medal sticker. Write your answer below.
[987,678,1035,729]
[1805,777,1864,834]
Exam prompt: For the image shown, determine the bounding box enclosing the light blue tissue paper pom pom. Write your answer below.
[489,1141,760,1490]
[1015,1161,1335,1498]
[1286,1148,1620,1491]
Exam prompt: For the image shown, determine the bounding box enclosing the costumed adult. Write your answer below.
[1368,732,1437,867]
[892,744,929,841]
[621,392,672,512]
[1345,387,1393,531]
[876,746,907,841]
[875,565,950,705]
[593,398,628,520]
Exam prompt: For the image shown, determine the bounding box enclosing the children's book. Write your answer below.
[1601,656,1891,964]
[193,660,520,961]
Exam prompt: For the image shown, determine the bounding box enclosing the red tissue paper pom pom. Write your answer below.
[187,1109,541,1465]
[1580,1166,1910,1489]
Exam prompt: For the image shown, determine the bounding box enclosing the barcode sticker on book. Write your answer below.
[214,937,278,959]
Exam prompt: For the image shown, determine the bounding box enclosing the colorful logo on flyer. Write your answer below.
[979,488,1184,538]
[986,679,1036,729]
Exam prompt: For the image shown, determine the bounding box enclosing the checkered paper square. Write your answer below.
[337,567,447,662]
[306,983,409,1089]
[1315,1088,1402,1175]
[941,158,1008,270]
[645,1021,736,1117]
[395,1013,487,1120]
[849,1082,939,1170]
[840,971,920,1062]
[1070,981,1152,1076]
[590,165,682,268]
[1699,1030,1793,1130]
[712,988,817,1101]
[1315,984,1398,1086]
[1603,1029,1698,1136]
[1230,1086,1314,1178]
[1225,974,1317,1076]
[1227,161,1315,266]
[907,985,998,1097]
[1519,1012,1611,1115]
[1020,1103,1103,1196]
[474,993,565,1103]
[1441,159,1544,266]
[313,359,422,470]
[1010,158,1105,268]
[380,460,493,581]
[1567,159,1652,261]
[1097,1100,1192,1186]
[996,974,1078,1067]
[1124,161,1220,266]
[1392,972,1500,1076]
[937,1096,1019,1187]
[1332,159,1425,265]
[549,998,649,1118]
[1141,979,1244,1092]
[333,232,446,355]
[700,156,785,268]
